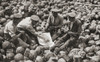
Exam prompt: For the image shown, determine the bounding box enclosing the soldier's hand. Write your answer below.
[50,45,56,52]
[44,38,49,42]
[20,31,25,34]
[54,47,60,55]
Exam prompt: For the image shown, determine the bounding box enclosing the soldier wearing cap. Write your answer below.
[45,9,64,40]
[4,13,24,46]
[17,15,49,44]
[60,12,82,47]
[4,13,22,39]
[50,12,82,53]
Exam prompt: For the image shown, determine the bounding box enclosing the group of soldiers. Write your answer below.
[0,0,100,62]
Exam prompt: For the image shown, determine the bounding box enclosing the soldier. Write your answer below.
[50,12,82,54]
[4,13,28,47]
[17,15,49,44]
[45,9,64,40]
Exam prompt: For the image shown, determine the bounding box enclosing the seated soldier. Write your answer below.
[4,13,29,47]
[45,9,64,40]
[50,12,82,54]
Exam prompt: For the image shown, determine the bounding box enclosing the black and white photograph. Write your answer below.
[0,0,100,62]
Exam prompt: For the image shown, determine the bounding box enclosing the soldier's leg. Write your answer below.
[60,37,76,50]
[50,33,69,52]
[17,38,29,48]
[53,37,76,54]
[55,33,70,46]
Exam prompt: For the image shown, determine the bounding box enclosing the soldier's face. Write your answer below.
[32,20,40,26]
[53,12,58,17]
[13,18,21,24]
[32,20,38,24]
[69,17,75,22]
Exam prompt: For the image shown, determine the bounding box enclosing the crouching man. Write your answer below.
[17,15,49,45]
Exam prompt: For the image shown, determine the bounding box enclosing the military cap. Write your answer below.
[68,12,76,17]
[31,15,40,22]
[51,9,61,13]
[13,13,22,19]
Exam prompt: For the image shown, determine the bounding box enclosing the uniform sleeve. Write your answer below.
[9,32,16,37]
[8,27,16,37]
[26,25,36,34]
[4,24,16,37]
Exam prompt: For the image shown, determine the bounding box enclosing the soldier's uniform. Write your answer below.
[50,12,82,53]
[46,9,64,40]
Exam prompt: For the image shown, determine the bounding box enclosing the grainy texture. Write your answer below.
[0,0,100,62]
